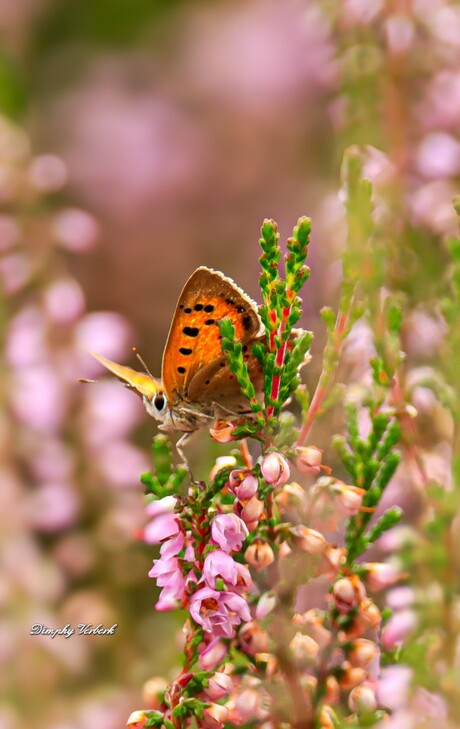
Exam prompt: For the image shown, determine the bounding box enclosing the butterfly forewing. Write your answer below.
[162,267,263,405]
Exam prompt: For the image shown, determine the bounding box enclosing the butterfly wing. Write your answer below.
[186,334,265,412]
[162,267,264,405]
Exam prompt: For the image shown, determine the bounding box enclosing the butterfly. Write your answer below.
[91,267,266,464]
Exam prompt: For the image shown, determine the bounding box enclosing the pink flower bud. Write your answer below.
[348,639,380,668]
[210,420,237,443]
[325,676,340,705]
[244,540,275,570]
[239,621,269,656]
[210,456,237,482]
[205,672,233,700]
[332,482,366,516]
[202,702,228,728]
[319,546,347,577]
[261,453,290,487]
[362,562,400,592]
[235,495,264,530]
[255,592,277,620]
[295,445,323,475]
[333,577,366,612]
[142,677,167,710]
[275,481,305,512]
[349,683,378,715]
[346,598,381,638]
[339,664,368,691]
[293,610,332,649]
[228,469,259,500]
[289,632,320,665]
[292,525,327,554]
[145,495,177,517]
[234,689,269,722]
[381,609,417,649]
[198,639,228,670]
[126,710,148,727]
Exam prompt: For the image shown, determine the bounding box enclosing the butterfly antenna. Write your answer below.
[132,346,154,378]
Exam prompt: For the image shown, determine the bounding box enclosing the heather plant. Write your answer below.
[126,158,411,729]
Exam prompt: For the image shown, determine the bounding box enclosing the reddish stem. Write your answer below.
[267,307,290,420]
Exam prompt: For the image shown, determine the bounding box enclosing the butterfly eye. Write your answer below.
[153,393,166,412]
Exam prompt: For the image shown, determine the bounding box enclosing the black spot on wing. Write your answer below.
[242,315,252,330]
[204,304,215,313]
[184,307,192,314]
[177,366,186,374]
[183,326,199,337]
[179,347,193,355]
[194,303,204,311]
[205,319,215,325]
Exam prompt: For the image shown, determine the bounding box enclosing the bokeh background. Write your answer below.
[1,1,459,727]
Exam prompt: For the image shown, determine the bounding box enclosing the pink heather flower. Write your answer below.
[145,495,177,517]
[255,592,277,620]
[209,420,237,443]
[292,525,327,554]
[149,553,185,611]
[295,445,324,475]
[244,540,275,570]
[127,710,149,728]
[381,609,417,649]
[362,561,400,592]
[54,208,99,252]
[202,702,228,728]
[204,671,233,700]
[261,453,290,487]
[144,512,180,544]
[159,531,184,558]
[234,495,264,530]
[332,577,366,613]
[28,154,67,192]
[348,638,380,668]
[198,638,228,670]
[203,550,239,589]
[290,632,320,665]
[233,563,253,593]
[348,683,378,715]
[233,688,270,723]
[211,513,249,552]
[189,587,251,638]
[377,666,413,711]
[238,621,269,656]
[43,278,85,325]
[228,469,259,500]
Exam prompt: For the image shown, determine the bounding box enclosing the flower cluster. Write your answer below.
[128,217,407,729]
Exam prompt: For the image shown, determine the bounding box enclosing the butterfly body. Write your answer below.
[92,268,265,455]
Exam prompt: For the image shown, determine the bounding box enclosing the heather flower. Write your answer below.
[211,513,249,552]
[233,687,270,723]
[198,638,228,670]
[295,445,324,475]
[290,632,320,665]
[203,550,239,589]
[228,469,259,500]
[275,481,306,512]
[348,638,380,668]
[209,420,237,443]
[332,576,366,612]
[234,495,264,530]
[143,512,180,545]
[189,587,251,638]
[244,540,275,570]
[239,621,270,656]
[348,682,378,715]
[261,453,291,487]
[202,702,229,728]
[204,671,233,700]
[291,525,327,554]
[126,710,149,728]
[255,592,277,619]
[381,609,417,649]
[362,561,400,592]
[233,562,253,593]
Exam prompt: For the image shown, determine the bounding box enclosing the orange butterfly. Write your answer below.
[92,267,265,463]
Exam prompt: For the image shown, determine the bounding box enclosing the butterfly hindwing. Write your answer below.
[187,335,265,411]
[162,267,263,405]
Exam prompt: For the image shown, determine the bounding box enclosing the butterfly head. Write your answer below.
[91,352,170,423]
